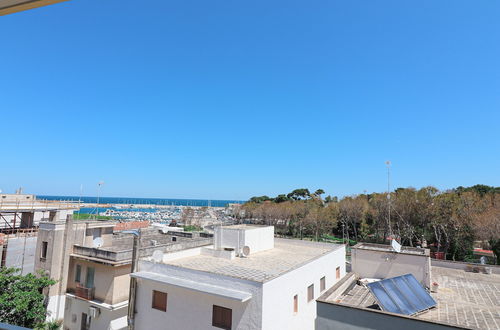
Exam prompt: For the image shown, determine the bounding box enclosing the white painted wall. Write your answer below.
[261,245,346,330]
[161,246,210,262]
[352,248,431,287]
[215,226,274,254]
[242,227,274,254]
[46,295,66,321]
[63,295,128,330]
[134,261,263,330]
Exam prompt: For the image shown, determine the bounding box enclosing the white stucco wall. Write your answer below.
[215,226,274,254]
[161,246,210,262]
[261,245,346,330]
[46,295,66,321]
[63,295,128,330]
[242,227,274,254]
[134,261,263,330]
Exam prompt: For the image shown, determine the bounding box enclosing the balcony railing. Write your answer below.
[74,284,95,300]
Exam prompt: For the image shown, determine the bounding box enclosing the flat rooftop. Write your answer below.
[164,238,343,282]
[327,266,500,330]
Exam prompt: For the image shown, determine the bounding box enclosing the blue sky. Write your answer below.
[1,0,499,200]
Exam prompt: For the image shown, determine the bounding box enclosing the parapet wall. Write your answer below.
[316,300,462,330]
[352,243,431,288]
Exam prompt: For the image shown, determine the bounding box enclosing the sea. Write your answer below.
[39,195,245,214]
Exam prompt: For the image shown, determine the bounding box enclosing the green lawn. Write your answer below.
[73,213,113,220]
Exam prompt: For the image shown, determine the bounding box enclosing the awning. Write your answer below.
[131,271,252,302]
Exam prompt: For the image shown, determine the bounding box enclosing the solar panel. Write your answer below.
[366,274,436,316]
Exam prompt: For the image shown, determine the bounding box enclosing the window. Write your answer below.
[293,294,298,314]
[320,276,326,292]
[152,290,167,312]
[80,312,90,330]
[336,267,340,279]
[212,305,232,330]
[49,211,56,221]
[307,284,314,302]
[172,236,177,242]
[41,241,48,260]
[93,228,101,240]
[85,267,95,288]
[75,265,81,283]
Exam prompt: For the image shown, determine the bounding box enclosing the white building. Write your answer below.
[130,225,346,330]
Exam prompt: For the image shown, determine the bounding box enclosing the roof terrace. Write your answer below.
[321,265,500,330]
[163,238,343,282]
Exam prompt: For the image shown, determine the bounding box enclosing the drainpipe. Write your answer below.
[125,229,141,330]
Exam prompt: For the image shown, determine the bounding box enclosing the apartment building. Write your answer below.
[130,225,346,330]
[34,214,213,330]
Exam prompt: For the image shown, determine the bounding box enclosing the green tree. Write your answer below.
[313,189,325,199]
[287,188,311,200]
[489,239,500,265]
[274,194,290,203]
[0,268,56,328]
[249,196,272,203]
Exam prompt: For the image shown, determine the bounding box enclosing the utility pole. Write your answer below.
[385,161,392,238]
[126,229,141,330]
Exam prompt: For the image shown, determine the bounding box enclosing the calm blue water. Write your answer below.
[39,195,244,208]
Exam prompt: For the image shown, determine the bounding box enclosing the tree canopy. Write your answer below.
[242,185,500,262]
[0,268,56,328]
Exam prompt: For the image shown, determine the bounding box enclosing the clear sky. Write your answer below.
[1,0,499,200]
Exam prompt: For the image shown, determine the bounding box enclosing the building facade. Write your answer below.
[34,213,213,329]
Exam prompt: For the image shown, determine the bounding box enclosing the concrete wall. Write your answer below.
[0,194,35,201]
[315,302,463,330]
[352,248,431,287]
[261,245,346,330]
[3,236,36,274]
[134,262,263,330]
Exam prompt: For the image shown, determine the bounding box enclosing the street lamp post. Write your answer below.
[96,181,104,219]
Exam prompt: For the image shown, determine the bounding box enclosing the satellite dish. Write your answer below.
[391,239,401,253]
[242,246,251,257]
[93,237,103,248]
[161,227,169,234]
[152,250,163,263]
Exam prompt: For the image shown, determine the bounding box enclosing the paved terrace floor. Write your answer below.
[334,266,500,330]
[165,238,342,282]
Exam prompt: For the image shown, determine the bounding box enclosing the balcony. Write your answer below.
[73,284,95,300]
